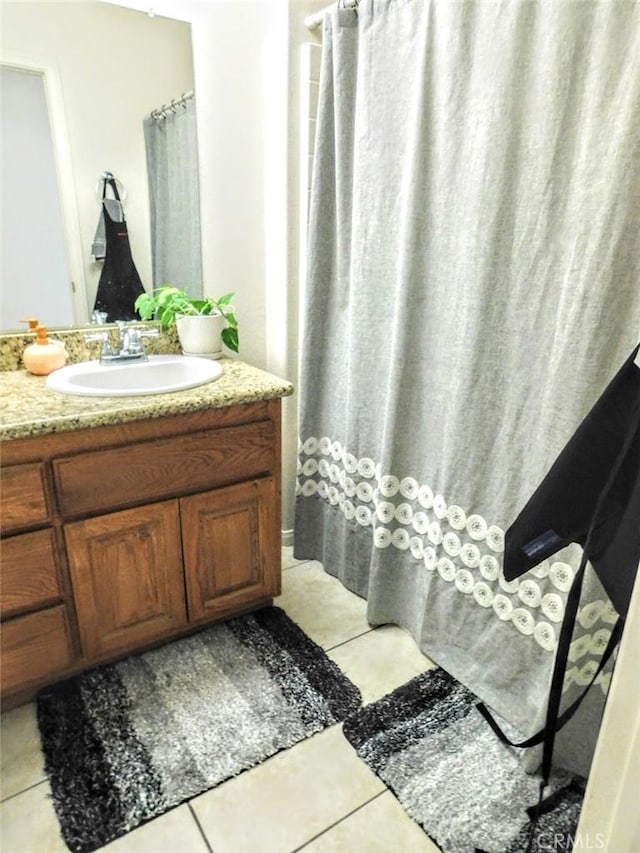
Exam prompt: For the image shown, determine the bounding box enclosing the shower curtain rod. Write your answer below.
[305,4,333,29]
[149,90,194,121]
[305,0,358,30]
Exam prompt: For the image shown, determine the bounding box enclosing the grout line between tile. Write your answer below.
[188,802,215,853]
[0,777,48,805]
[282,559,313,572]
[325,626,375,652]
[291,790,387,851]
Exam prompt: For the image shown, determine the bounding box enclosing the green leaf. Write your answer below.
[190,299,214,315]
[157,305,175,326]
[134,293,155,320]
[221,326,239,353]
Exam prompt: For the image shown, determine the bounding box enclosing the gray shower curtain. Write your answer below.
[143,98,202,295]
[295,0,640,776]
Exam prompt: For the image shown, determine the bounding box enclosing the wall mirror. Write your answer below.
[1,0,197,332]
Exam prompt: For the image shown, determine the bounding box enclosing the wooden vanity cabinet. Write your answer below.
[0,399,282,707]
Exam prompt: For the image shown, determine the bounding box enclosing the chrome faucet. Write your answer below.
[84,322,159,363]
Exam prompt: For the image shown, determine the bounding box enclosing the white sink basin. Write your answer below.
[46,354,223,397]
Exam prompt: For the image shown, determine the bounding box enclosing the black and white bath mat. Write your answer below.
[37,606,361,853]
[343,668,584,853]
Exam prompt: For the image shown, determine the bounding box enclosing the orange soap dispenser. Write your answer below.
[23,325,68,375]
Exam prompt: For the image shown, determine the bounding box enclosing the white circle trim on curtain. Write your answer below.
[294,436,609,654]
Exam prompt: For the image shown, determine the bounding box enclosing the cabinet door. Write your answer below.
[65,500,187,659]
[181,478,280,622]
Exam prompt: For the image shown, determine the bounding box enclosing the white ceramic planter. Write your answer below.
[175,313,225,359]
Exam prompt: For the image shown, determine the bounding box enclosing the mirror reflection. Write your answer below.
[1,1,198,331]
[1,64,76,327]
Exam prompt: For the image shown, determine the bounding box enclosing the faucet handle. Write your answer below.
[124,326,157,356]
[126,328,143,354]
[84,330,114,359]
[84,331,108,342]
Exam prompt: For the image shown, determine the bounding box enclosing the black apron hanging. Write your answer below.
[501,344,640,610]
[93,177,145,322]
[475,344,640,852]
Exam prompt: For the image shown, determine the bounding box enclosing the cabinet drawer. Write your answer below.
[1,529,62,618]
[1,605,74,695]
[0,463,49,534]
[53,420,276,518]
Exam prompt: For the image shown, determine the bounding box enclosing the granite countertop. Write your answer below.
[0,358,294,441]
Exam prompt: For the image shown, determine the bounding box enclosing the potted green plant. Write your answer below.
[135,286,239,357]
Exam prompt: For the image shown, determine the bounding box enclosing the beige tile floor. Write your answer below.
[1,548,441,853]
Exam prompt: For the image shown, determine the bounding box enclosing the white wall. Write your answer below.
[2,1,193,320]
[577,568,640,850]
[189,1,272,370]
